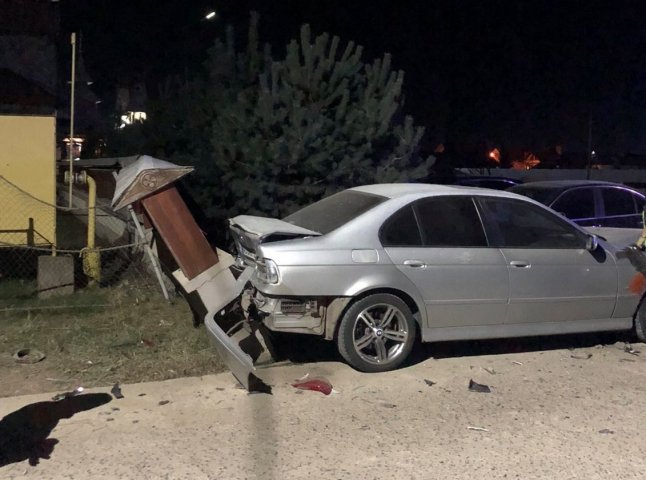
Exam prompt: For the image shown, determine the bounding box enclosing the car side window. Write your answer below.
[552,188,595,219]
[380,205,422,246]
[414,196,487,247]
[602,188,637,216]
[478,197,587,249]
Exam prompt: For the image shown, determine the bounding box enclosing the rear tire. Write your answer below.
[635,297,646,342]
[337,293,417,373]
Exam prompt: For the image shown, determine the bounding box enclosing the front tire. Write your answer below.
[336,293,417,373]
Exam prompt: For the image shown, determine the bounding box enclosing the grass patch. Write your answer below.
[0,288,226,396]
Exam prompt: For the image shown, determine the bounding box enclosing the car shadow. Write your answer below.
[407,330,632,366]
[268,332,341,365]
[269,330,634,369]
[0,393,112,467]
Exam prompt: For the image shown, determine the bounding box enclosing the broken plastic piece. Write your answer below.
[468,379,491,393]
[111,383,124,399]
[52,386,84,402]
[512,361,523,365]
[291,377,333,395]
[424,379,436,387]
[624,343,640,356]
[483,367,496,375]
[598,428,614,434]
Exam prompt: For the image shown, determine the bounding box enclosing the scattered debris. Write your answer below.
[111,383,124,399]
[106,418,114,422]
[13,348,46,364]
[132,420,139,424]
[424,379,436,387]
[598,428,615,434]
[468,379,491,393]
[570,353,593,360]
[381,402,397,408]
[216,387,225,391]
[624,343,640,356]
[52,386,84,402]
[512,361,523,366]
[111,407,120,411]
[140,338,155,348]
[620,358,636,363]
[138,393,146,397]
[467,426,489,432]
[291,377,333,395]
[158,400,170,406]
[483,367,496,375]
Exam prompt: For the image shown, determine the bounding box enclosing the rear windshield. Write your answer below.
[508,185,563,206]
[283,190,387,234]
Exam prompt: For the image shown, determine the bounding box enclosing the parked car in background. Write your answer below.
[415,173,522,190]
[454,175,522,190]
[509,180,646,228]
[220,184,642,373]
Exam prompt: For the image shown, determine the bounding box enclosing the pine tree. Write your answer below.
[112,13,433,229]
[195,17,433,219]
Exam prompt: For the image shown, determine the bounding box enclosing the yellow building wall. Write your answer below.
[0,115,56,246]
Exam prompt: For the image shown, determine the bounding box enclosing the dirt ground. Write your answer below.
[1,331,646,479]
[0,294,225,398]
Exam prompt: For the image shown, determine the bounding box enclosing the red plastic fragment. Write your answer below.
[291,377,333,395]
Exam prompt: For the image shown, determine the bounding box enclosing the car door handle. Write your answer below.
[509,260,531,268]
[404,260,426,268]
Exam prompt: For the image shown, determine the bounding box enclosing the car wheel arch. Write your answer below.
[326,287,424,342]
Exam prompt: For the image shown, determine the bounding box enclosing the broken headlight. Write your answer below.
[256,258,280,284]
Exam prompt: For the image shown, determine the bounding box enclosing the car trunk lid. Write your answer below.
[229,215,321,266]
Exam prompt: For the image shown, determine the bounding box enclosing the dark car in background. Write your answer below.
[509,180,646,228]
[416,173,522,190]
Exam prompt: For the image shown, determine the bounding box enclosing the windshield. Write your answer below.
[508,185,564,206]
[283,190,387,234]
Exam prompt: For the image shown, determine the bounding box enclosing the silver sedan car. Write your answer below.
[228,184,643,372]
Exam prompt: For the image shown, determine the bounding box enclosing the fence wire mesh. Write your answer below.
[0,175,171,313]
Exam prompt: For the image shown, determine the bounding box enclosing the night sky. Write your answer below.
[62,1,646,156]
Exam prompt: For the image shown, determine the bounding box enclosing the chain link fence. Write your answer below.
[0,175,172,314]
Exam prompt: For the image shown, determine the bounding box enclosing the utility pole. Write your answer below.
[68,32,76,208]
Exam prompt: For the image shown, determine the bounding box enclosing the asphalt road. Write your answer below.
[1,337,646,479]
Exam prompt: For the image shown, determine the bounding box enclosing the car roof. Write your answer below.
[350,183,521,200]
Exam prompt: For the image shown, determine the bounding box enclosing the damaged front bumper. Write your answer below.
[172,252,274,392]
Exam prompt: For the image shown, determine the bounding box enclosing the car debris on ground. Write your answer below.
[624,343,640,356]
[51,386,84,402]
[468,379,491,393]
[291,376,333,395]
[110,383,124,399]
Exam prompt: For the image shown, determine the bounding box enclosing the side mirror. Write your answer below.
[586,234,599,251]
